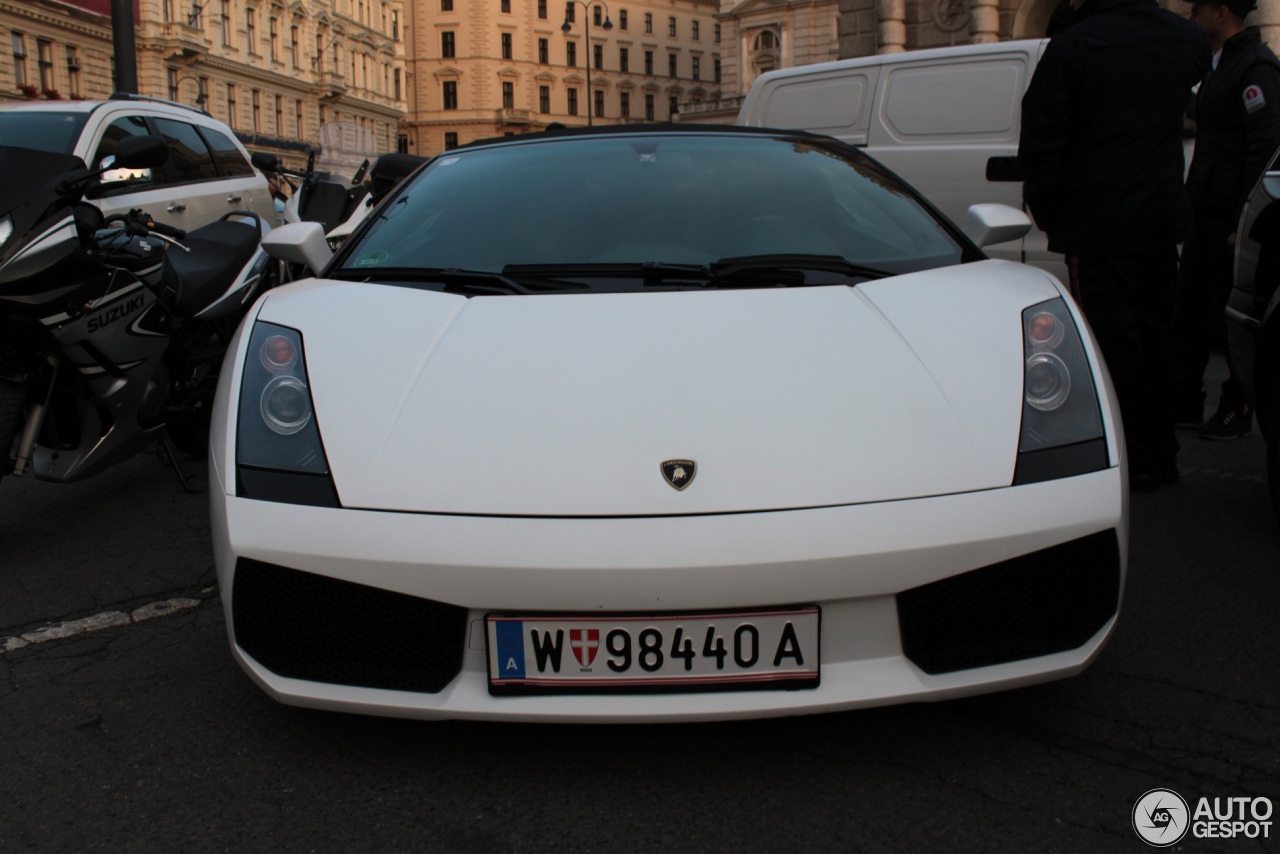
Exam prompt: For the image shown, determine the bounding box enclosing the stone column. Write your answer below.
[970,0,1000,43]
[878,0,905,54]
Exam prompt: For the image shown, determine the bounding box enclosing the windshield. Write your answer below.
[340,134,966,279]
[0,111,88,155]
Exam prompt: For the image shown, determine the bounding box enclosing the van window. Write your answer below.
[881,58,1024,139]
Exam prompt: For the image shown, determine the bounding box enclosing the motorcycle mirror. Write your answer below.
[251,150,280,171]
[351,158,370,185]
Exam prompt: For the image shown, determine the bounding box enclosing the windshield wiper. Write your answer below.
[706,254,891,286]
[502,262,706,287]
[330,267,586,296]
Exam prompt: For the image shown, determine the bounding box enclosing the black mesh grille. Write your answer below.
[232,558,468,694]
[897,530,1121,675]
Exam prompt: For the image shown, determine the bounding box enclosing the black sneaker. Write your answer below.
[1198,404,1253,440]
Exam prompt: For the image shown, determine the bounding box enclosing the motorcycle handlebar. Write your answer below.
[127,210,186,241]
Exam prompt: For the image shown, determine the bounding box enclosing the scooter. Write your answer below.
[0,135,272,490]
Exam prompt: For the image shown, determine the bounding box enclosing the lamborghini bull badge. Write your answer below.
[661,459,696,491]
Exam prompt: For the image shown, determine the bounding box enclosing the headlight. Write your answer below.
[0,216,13,248]
[235,321,339,506]
[1014,298,1109,485]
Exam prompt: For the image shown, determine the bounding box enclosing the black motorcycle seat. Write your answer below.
[161,219,260,316]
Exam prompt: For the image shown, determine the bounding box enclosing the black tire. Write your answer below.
[0,379,27,481]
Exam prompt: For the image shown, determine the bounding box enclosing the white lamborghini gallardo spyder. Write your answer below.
[210,125,1128,722]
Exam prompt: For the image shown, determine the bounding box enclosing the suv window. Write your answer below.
[90,115,159,195]
[152,117,220,182]
[0,110,88,154]
[201,127,255,177]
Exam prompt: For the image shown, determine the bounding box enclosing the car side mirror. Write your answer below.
[963,203,1032,248]
[251,150,280,172]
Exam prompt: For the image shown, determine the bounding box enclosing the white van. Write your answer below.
[736,40,1061,279]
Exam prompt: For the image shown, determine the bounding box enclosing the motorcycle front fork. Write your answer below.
[11,355,59,478]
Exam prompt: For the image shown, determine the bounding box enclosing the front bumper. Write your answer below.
[210,465,1127,722]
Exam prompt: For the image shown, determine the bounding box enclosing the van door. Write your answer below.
[865,44,1064,280]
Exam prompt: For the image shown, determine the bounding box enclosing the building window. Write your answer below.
[167,67,179,100]
[269,17,279,62]
[669,17,677,37]
[668,53,677,78]
[501,0,511,12]
[442,0,453,10]
[714,23,721,43]
[644,50,653,75]
[290,24,299,66]
[594,44,603,70]
[669,96,678,118]
[644,13,652,33]
[221,0,231,46]
[502,81,514,109]
[538,0,547,19]
[274,94,283,132]
[442,31,455,58]
[565,2,575,22]
[227,83,237,127]
[539,85,550,112]
[502,32,513,60]
[188,0,203,27]
[252,89,261,131]
[37,39,53,91]
[12,32,27,88]
[619,9,627,30]
[620,91,630,118]
[66,46,80,95]
[594,90,604,117]
[394,67,402,100]
[692,56,700,80]
[714,58,721,83]
[246,8,257,55]
[568,87,578,115]
[295,98,304,134]
[619,47,628,73]
[593,5,602,25]
[566,42,576,67]
[443,80,458,110]
[445,131,458,150]
[692,21,700,40]
[644,92,654,120]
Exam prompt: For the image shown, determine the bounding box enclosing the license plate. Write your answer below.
[486,607,820,694]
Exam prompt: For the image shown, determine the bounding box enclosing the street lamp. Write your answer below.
[561,1,611,126]
[174,75,206,108]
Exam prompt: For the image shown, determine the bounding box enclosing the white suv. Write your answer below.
[0,94,274,229]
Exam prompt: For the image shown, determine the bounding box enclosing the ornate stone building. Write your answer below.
[1,0,407,168]
[400,0,720,154]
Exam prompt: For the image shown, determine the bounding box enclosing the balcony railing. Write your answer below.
[495,108,534,126]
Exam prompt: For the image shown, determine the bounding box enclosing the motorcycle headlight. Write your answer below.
[235,321,339,506]
[1014,298,1109,485]
[0,216,13,248]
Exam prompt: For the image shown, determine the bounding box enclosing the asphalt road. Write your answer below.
[1,382,1278,852]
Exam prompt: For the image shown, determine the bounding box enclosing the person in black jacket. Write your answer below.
[1173,0,1280,439]
[1019,0,1210,491]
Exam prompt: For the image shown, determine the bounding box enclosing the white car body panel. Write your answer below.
[241,260,1078,516]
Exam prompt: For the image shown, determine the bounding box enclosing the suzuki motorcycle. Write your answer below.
[0,135,271,489]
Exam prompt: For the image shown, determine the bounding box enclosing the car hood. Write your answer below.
[251,261,1062,515]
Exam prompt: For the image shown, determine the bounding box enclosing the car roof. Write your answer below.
[461,122,832,151]
[0,94,211,120]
